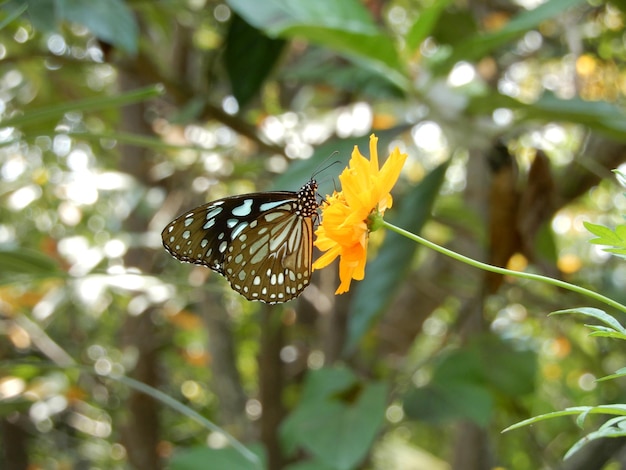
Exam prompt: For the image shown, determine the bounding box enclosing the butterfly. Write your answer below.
[162,179,319,303]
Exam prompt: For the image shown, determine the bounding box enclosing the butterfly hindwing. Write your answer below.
[161,180,318,303]
[223,202,314,302]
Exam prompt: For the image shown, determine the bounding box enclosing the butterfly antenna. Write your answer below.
[312,151,342,179]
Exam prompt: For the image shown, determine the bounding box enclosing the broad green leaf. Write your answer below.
[57,0,138,55]
[404,346,493,426]
[476,337,537,397]
[404,382,494,427]
[169,446,265,470]
[281,367,358,456]
[226,0,408,91]
[280,367,387,470]
[228,0,377,35]
[299,366,358,404]
[404,337,535,427]
[534,221,558,264]
[430,9,477,47]
[22,0,55,31]
[550,307,626,335]
[344,161,449,354]
[224,14,286,108]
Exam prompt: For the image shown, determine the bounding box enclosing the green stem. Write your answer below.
[382,220,626,315]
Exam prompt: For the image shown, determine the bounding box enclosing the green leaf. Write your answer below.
[586,329,626,340]
[0,0,28,30]
[534,221,558,264]
[584,221,626,258]
[282,48,405,99]
[406,0,453,52]
[404,346,493,426]
[22,0,56,31]
[280,367,387,470]
[476,337,537,397]
[57,0,138,55]
[434,0,587,74]
[564,424,626,460]
[550,307,626,335]
[1,85,163,130]
[344,161,449,354]
[585,223,621,242]
[226,0,408,91]
[284,461,338,470]
[404,337,535,427]
[169,446,265,470]
[0,248,62,282]
[597,367,626,382]
[468,92,626,141]
[224,14,286,108]
[298,366,358,404]
[504,405,626,433]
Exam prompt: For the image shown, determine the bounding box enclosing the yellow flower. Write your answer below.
[313,134,407,294]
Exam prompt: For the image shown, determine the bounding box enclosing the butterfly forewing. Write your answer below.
[161,180,318,303]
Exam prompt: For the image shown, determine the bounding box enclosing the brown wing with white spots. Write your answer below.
[222,204,314,303]
[161,180,318,303]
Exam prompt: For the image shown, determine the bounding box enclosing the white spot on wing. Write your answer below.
[232,199,253,216]
[231,222,248,240]
[259,200,290,211]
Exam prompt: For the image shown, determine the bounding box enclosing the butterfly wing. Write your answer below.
[162,181,318,303]
[223,200,314,302]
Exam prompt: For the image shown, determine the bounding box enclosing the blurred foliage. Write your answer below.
[2,0,626,469]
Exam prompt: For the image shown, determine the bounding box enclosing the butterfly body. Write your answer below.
[162,180,318,303]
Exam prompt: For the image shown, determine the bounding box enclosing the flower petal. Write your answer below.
[312,134,407,293]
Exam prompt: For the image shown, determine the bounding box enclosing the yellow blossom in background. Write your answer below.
[313,134,407,294]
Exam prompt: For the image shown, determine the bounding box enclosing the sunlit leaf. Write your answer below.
[226,0,408,91]
[504,405,626,433]
[57,0,138,54]
[550,307,626,335]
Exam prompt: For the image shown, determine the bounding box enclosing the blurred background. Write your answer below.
[2,0,626,469]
